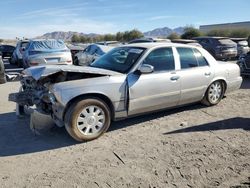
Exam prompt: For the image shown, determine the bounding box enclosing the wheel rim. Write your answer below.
[208,82,222,104]
[76,105,105,136]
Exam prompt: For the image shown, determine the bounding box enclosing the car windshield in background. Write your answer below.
[21,42,29,48]
[90,47,145,73]
[30,40,67,51]
[218,39,235,45]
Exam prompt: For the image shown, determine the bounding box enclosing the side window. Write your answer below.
[177,47,198,69]
[97,48,104,56]
[143,48,175,72]
[193,49,209,67]
[85,46,91,53]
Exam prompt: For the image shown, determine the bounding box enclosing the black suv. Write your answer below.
[238,52,250,76]
[193,37,237,60]
[0,45,15,59]
[0,53,6,84]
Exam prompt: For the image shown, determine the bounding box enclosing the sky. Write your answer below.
[0,0,249,39]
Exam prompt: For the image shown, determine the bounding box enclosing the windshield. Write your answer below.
[90,47,145,73]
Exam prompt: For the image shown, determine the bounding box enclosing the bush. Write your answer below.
[181,27,202,39]
[167,33,180,40]
[207,29,250,38]
[71,29,144,43]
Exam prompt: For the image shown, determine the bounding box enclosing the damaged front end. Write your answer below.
[8,65,116,132]
[9,74,57,115]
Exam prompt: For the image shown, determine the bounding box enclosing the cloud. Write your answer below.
[0,3,120,39]
[0,18,117,39]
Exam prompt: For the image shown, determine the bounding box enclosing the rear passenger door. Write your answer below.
[176,47,213,105]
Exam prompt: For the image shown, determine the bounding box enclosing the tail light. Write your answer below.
[30,61,39,66]
[66,60,72,64]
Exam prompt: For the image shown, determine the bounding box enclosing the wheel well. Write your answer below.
[216,79,227,93]
[63,93,114,121]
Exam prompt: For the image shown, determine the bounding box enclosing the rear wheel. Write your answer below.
[17,59,23,68]
[65,98,111,142]
[74,57,79,66]
[202,81,224,106]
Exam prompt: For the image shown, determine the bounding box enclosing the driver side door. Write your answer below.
[128,47,181,115]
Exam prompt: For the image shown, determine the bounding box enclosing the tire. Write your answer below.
[17,59,23,68]
[65,98,111,142]
[201,81,224,106]
[74,57,79,66]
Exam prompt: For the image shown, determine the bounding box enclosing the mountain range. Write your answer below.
[37,27,185,40]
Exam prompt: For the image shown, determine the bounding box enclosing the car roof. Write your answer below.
[193,36,229,40]
[172,39,198,43]
[122,42,201,49]
[89,44,114,52]
[230,38,247,42]
[30,39,62,42]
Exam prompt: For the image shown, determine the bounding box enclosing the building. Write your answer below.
[200,21,250,33]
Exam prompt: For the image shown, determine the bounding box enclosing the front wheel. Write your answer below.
[65,98,111,142]
[202,81,224,106]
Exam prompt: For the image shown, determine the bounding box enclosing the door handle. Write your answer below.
[170,76,180,81]
[205,72,211,76]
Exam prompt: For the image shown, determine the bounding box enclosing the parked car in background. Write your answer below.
[74,44,114,66]
[238,52,250,76]
[0,53,6,84]
[128,37,171,44]
[22,39,72,68]
[193,37,237,60]
[96,41,120,46]
[230,38,249,56]
[171,39,202,47]
[10,40,29,67]
[9,43,242,142]
[67,44,85,62]
[0,45,15,59]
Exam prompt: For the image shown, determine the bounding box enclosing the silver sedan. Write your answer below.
[9,43,242,141]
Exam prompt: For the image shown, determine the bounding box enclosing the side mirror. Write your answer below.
[138,64,154,74]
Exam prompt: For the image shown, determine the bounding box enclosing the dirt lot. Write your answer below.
[0,78,249,188]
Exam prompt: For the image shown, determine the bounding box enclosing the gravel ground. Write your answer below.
[0,78,249,188]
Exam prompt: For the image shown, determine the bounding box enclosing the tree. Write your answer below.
[207,29,231,37]
[0,39,3,43]
[167,33,180,40]
[116,32,124,42]
[181,27,201,39]
[127,29,144,41]
[71,34,80,43]
[230,29,250,38]
[103,34,116,41]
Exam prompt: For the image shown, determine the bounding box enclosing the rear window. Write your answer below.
[218,39,235,45]
[29,40,67,51]
[238,41,248,46]
[21,42,29,48]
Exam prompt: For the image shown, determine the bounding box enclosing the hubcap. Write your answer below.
[76,105,105,136]
[208,82,222,104]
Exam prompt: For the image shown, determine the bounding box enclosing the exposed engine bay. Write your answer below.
[9,70,105,115]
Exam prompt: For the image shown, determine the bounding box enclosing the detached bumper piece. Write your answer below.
[9,91,34,106]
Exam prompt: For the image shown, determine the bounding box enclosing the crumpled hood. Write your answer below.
[23,65,121,80]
